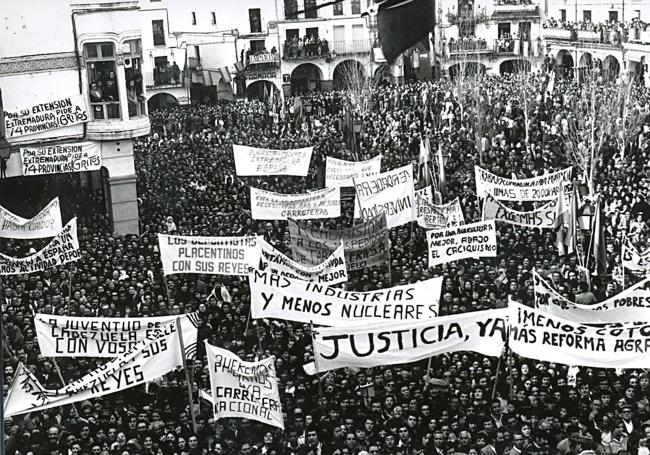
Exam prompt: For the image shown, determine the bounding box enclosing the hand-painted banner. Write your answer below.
[233,144,312,176]
[289,215,389,271]
[311,309,507,372]
[4,94,89,139]
[427,220,497,267]
[482,194,557,228]
[249,270,442,326]
[0,218,80,276]
[259,238,348,285]
[250,187,341,220]
[415,186,433,218]
[533,271,650,323]
[0,198,62,239]
[34,313,199,358]
[475,166,572,201]
[4,320,185,417]
[354,165,415,229]
[509,299,650,369]
[20,142,102,176]
[622,240,650,274]
[325,155,382,188]
[418,197,465,229]
[158,234,260,276]
[206,343,284,428]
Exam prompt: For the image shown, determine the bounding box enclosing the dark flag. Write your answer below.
[374,0,435,63]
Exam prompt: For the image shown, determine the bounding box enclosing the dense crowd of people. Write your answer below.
[2,63,650,455]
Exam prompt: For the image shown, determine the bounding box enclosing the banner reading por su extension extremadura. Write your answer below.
[20,142,102,176]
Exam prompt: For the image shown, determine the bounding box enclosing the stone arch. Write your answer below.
[499,59,531,74]
[245,80,280,101]
[147,92,179,111]
[556,49,574,78]
[291,63,323,95]
[333,59,366,90]
[602,55,620,81]
[448,61,487,80]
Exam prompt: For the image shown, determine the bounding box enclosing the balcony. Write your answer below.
[332,40,371,56]
[445,39,536,59]
[249,52,280,65]
[283,39,369,61]
[493,1,539,14]
[188,57,202,71]
[144,70,184,89]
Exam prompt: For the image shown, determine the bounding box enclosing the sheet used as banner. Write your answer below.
[622,240,650,275]
[475,166,572,201]
[233,144,312,176]
[0,198,62,239]
[158,234,260,276]
[34,312,199,358]
[206,343,284,428]
[325,155,382,188]
[354,165,415,229]
[311,309,508,372]
[289,215,389,271]
[427,220,497,267]
[250,270,442,326]
[20,142,102,176]
[0,218,80,276]
[482,194,557,228]
[4,320,185,417]
[509,299,650,369]
[415,186,433,218]
[533,271,650,323]
[4,94,90,139]
[418,197,465,229]
[259,238,348,285]
[250,187,340,220]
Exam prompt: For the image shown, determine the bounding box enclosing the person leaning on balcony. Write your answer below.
[172,62,181,84]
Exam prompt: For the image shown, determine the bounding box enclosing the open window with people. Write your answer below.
[122,40,146,118]
[85,42,121,120]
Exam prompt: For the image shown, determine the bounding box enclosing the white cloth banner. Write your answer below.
[509,299,650,369]
[311,309,508,372]
[250,187,340,220]
[427,220,497,267]
[0,218,80,276]
[4,94,89,139]
[622,240,650,274]
[475,166,572,201]
[4,320,184,417]
[418,197,465,229]
[0,198,62,239]
[205,344,284,428]
[249,270,442,326]
[20,142,102,176]
[415,186,433,218]
[482,194,557,228]
[233,144,312,176]
[34,313,199,358]
[354,165,415,229]
[325,155,382,188]
[259,238,348,285]
[158,234,260,276]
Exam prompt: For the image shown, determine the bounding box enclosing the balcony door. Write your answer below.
[333,25,346,54]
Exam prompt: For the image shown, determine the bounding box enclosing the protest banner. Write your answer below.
[508,299,650,369]
[533,271,650,323]
[311,309,507,372]
[158,234,260,276]
[482,194,557,229]
[34,312,199,358]
[249,270,442,326]
[4,319,185,417]
[415,186,433,218]
[622,240,650,275]
[250,187,340,220]
[4,94,89,139]
[20,142,102,176]
[474,166,572,201]
[233,144,312,176]
[0,218,80,276]
[289,215,389,271]
[205,343,284,428]
[325,155,382,188]
[418,197,465,229]
[259,238,348,285]
[427,220,497,267]
[354,165,415,229]
[0,197,62,239]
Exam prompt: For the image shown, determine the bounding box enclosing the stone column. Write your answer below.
[101,139,140,235]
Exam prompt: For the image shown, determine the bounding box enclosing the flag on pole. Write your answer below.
[436,141,447,200]
[220,285,232,303]
[554,181,577,256]
[418,136,432,187]
[591,195,607,275]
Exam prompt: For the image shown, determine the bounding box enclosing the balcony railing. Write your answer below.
[144,70,183,89]
[283,39,370,60]
[188,57,202,70]
[91,102,121,120]
[445,39,536,58]
[542,25,643,46]
[332,39,371,55]
[493,2,539,13]
[249,52,280,65]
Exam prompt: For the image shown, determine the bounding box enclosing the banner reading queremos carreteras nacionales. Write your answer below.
[206,343,284,429]
[4,94,89,139]
[289,215,389,271]
[249,270,442,326]
[158,234,261,276]
[20,142,102,176]
[508,299,650,369]
[475,166,572,201]
[0,218,80,276]
[0,197,62,239]
[482,194,558,229]
[250,187,341,220]
[325,155,382,188]
[233,144,312,176]
[34,312,200,358]
[426,220,497,267]
[310,309,507,372]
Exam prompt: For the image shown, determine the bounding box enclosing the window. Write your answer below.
[191,12,196,25]
[582,10,591,22]
[560,9,566,22]
[305,0,317,18]
[351,0,361,15]
[333,1,343,15]
[251,40,266,52]
[211,12,216,25]
[152,20,165,46]
[286,29,299,41]
[306,27,319,39]
[249,9,262,33]
[608,11,618,22]
[284,0,298,19]
[85,42,120,120]
[122,39,146,118]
